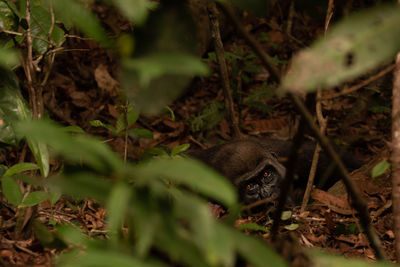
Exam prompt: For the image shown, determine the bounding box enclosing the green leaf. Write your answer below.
[167,189,238,266]
[107,182,131,247]
[282,4,400,92]
[49,189,62,205]
[123,53,209,87]
[284,224,299,231]
[281,210,292,221]
[1,176,23,206]
[371,160,390,178]
[30,0,65,55]
[57,225,86,246]
[33,220,55,245]
[0,1,17,31]
[26,138,50,177]
[16,119,123,173]
[237,223,270,233]
[133,158,237,207]
[0,70,49,177]
[231,228,287,267]
[20,191,48,207]
[128,128,153,139]
[122,2,205,115]
[91,119,117,135]
[0,70,30,146]
[50,173,112,204]
[110,0,155,25]
[127,106,139,126]
[0,47,18,69]
[171,143,190,156]
[58,249,168,267]
[4,162,39,177]
[49,0,110,46]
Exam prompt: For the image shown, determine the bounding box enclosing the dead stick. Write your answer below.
[207,3,241,138]
[391,53,400,261]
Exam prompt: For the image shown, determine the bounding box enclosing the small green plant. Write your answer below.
[90,104,153,139]
[190,102,225,132]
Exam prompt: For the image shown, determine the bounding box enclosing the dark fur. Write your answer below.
[188,138,361,205]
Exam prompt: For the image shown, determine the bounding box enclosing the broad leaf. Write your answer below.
[372,160,390,178]
[48,0,110,46]
[4,162,39,177]
[282,4,400,92]
[1,176,23,206]
[16,119,123,173]
[20,190,48,207]
[133,158,237,207]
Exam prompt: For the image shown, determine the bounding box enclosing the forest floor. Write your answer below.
[0,3,395,266]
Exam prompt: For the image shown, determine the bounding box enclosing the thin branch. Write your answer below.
[208,3,241,138]
[391,53,400,261]
[321,64,396,100]
[301,0,332,213]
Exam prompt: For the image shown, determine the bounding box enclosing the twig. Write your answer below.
[286,1,295,35]
[391,53,400,262]
[219,2,386,260]
[321,64,396,100]
[242,195,278,212]
[24,0,37,118]
[300,0,332,213]
[123,100,129,163]
[208,3,241,138]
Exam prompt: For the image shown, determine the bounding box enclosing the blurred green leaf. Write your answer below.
[20,190,48,207]
[58,249,168,267]
[122,2,204,115]
[171,143,190,156]
[0,1,17,30]
[57,225,86,246]
[170,189,235,266]
[33,220,55,245]
[49,189,62,205]
[50,173,112,204]
[48,0,110,46]
[237,223,270,233]
[90,120,116,135]
[16,119,123,173]
[282,4,400,92]
[107,182,131,248]
[1,176,23,206]
[128,128,153,139]
[123,53,208,87]
[232,229,287,267]
[26,138,50,177]
[0,47,18,69]
[4,162,39,177]
[109,0,155,25]
[134,158,237,207]
[372,160,389,178]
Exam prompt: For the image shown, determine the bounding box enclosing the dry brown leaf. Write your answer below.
[311,188,353,215]
[94,64,120,97]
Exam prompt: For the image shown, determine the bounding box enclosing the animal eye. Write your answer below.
[263,172,271,177]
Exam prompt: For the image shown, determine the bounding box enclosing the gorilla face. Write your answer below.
[239,165,282,205]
